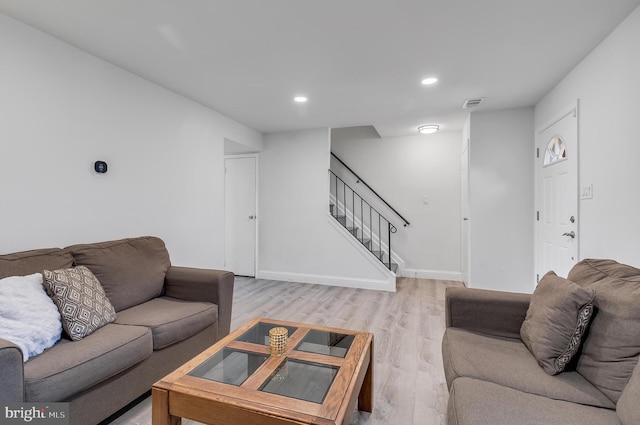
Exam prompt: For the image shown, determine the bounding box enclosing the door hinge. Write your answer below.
[536,211,539,221]
[536,148,539,158]
[536,274,540,283]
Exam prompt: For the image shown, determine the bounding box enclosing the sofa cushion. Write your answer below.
[617,360,640,425]
[520,271,595,375]
[66,236,171,312]
[567,258,640,403]
[43,266,117,341]
[442,328,614,408]
[0,248,74,280]
[447,377,619,425]
[24,323,152,402]
[115,297,217,349]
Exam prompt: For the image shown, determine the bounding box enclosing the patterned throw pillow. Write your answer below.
[43,266,116,341]
[520,271,595,375]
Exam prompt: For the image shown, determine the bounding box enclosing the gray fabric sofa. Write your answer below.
[442,258,640,425]
[0,236,234,425]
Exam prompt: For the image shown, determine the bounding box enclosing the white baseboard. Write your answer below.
[256,270,396,292]
[401,268,463,281]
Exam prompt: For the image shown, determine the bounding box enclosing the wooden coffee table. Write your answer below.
[152,317,374,425]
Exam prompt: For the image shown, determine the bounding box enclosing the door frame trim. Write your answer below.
[534,99,579,282]
[224,153,259,277]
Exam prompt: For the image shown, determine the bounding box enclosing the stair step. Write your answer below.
[374,257,398,273]
[345,227,359,236]
[369,251,398,273]
[331,215,359,234]
[371,250,386,260]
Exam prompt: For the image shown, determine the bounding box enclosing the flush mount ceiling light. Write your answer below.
[418,125,439,134]
[421,77,438,85]
[294,96,308,103]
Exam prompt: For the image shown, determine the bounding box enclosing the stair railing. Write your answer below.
[331,152,410,227]
[329,170,397,271]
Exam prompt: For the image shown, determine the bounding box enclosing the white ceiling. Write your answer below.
[1,0,639,137]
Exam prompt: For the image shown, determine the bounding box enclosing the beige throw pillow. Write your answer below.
[43,266,116,341]
[520,271,595,375]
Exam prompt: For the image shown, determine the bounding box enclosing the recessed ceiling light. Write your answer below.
[421,77,438,85]
[418,125,439,134]
[294,96,308,103]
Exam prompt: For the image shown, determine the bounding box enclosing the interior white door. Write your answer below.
[536,104,578,279]
[224,155,257,276]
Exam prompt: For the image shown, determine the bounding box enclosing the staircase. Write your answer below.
[329,172,399,273]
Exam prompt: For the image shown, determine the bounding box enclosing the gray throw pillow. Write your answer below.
[520,271,595,375]
[43,266,116,341]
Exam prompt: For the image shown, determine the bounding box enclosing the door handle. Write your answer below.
[248,215,256,220]
[562,231,575,239]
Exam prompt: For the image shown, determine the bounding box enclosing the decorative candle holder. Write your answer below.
[269,327,288,356]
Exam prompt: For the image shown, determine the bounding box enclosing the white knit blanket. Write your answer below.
[0,273,62,361]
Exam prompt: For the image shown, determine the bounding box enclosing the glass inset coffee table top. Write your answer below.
[187,320,356,404]
[153,318,374,425]
[260,359,339,404]
[188,348,268,386]
[295,329,355,358]
[235,322,299,346]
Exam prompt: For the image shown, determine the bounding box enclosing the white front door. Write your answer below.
[535,102,579,279]
[224,155,257,276]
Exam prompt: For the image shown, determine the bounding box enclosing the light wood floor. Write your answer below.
[108,276,463,425]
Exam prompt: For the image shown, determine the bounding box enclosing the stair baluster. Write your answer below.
[329,170,398,273]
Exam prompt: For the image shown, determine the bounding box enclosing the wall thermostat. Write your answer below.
[94,161,108,173]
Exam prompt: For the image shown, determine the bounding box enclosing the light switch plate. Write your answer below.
[581,184,593,200]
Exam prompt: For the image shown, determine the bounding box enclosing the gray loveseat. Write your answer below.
[0,236,234,425]
[442,258,640,425]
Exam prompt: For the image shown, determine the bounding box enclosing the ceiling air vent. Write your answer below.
[462,97,485,109]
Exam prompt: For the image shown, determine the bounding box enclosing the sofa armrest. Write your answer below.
[0,339,24,402]
[164,266,235,337]
[445,287,531,339]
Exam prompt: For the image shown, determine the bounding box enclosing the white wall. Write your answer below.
[535,6,640,267]
[331,131,462,280]
[468,107,535,292]
[0,14,263,268]
[258,128,395,291]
